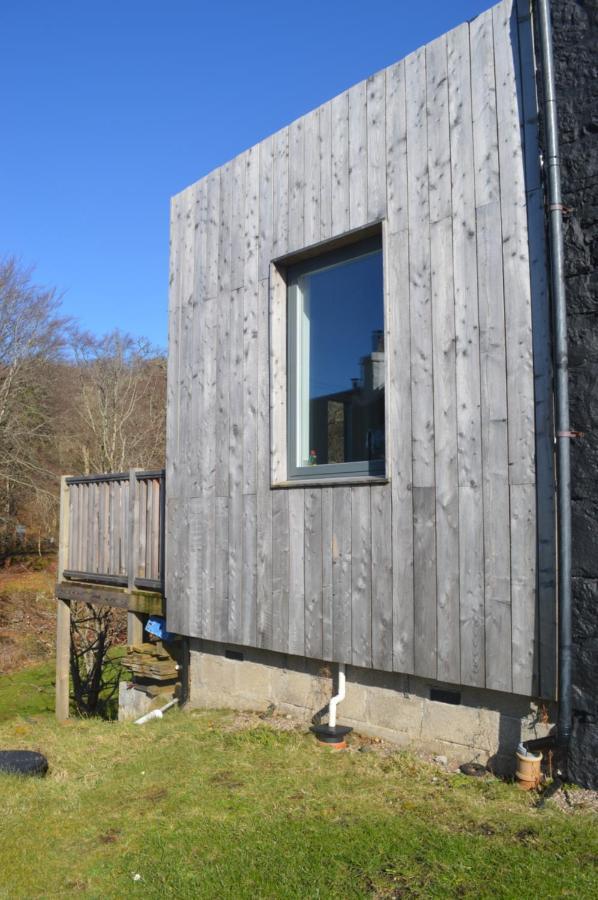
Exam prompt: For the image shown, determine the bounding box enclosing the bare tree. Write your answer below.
[70,602,126,716]
[66,330,166,474]
[0,258,69,547]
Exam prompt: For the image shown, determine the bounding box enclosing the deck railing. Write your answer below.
[60,468,165,593]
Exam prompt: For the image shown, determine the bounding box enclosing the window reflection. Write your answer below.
[291,247,385,472]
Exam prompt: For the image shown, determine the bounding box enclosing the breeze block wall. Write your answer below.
[549,0,598,787]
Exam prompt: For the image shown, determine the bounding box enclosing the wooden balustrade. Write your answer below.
[60,468,165,592]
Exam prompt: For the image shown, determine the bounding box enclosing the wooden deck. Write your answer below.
[55,469,166,720]
[59,468,165,594]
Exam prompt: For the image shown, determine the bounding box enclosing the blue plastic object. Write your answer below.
[144,616,176,642]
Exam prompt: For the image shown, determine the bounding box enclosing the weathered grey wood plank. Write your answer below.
[206,170,220,300]
[471,10,512,693]
[371,484,392,671]
[288,118,305,252]
[332,486,352,662]
[269,266,287,484]
[319,102,332,241]
[272,128,289,258]
[459,484,485,686]
[214,495,230,642]
[413,486,437,679]
[201,298,218,636]
[304,489,323,660]
[242,492,257,646]
[242,284,259,494]
[188,496,203,636]
[348,81,367,228]
[351,489,372,669]
[215,289,231,498]
[386,59,408,235]
[271,490,289,653]
[515,0,541,194]
[470,9,500,206]
[107,481,115,575]
[447,21,486,688]
[180,187,196,488]
[426,35,452,224]
[193,178,208,304]
[331,91,350,236]
[58,476,70,582]
[152,479,160,582]
[231,153,247,290]
[367,70,386,221]
[430,216,460,684]
[138,479,147,580]
[258,135,274,281]
[288,488,305,657]
[386,230,414,674]
[448,22,483,492]
[166,193,183,492]
[304,108,320,247]
[244,145,260,289]
[145,479,153,580]
[510,482,536,695]
[218,161,232,295]
[321,487,333,661]
[228,287,244,643]
[493,0,536,486]
[406,47,435,488]
[256,277,273,648]
[476,202,512,692]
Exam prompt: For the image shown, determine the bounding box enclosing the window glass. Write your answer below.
[287,239,385,478]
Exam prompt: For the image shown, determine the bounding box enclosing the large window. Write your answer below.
[287,235,385,480]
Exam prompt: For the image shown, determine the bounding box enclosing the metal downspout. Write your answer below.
[535,0,573,747]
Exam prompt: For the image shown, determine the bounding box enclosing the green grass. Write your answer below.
[0,651,126,723]
[0,660,55,721]
[0,710,596,899]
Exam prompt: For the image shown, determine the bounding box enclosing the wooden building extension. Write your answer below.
[165,0,556,700]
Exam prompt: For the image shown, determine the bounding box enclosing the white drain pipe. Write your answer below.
[329,663,346,728]
[134,697,178,725]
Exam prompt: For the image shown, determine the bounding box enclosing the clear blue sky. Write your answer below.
[1,1,490,349]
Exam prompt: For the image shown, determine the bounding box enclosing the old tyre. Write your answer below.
[0,750,48,777]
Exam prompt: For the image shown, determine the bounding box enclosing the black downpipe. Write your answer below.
[535,0,572,747]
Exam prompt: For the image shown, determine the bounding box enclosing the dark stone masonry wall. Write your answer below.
[549,0,598,787]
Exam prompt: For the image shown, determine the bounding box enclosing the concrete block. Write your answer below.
[420,700,485,748]
[118,682,154,722]
[366,686,424,735]
[342,680,369,722]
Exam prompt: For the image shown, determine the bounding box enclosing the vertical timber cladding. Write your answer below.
[165,0,556,698]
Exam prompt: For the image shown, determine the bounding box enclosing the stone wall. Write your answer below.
[549,0,598,787]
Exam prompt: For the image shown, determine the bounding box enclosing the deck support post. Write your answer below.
[127,469,143,646]
[127,611,145,646]
[56,475,71,720]
[55,598,71,721]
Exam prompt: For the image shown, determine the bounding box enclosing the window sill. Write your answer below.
[271,475,389,490]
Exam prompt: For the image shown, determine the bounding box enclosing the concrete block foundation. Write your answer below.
[188,640,555,773]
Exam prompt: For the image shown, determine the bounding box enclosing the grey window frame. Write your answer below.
[286,235,386,482]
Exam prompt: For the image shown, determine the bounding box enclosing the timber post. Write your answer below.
[127,468,144,645]
[56,475,71,721]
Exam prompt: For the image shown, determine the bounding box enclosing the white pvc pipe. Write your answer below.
[329,663,346,729]
[134,697,178,725]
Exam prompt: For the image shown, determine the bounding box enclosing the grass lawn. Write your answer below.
[0,660,55,721]
[0,709,596,899]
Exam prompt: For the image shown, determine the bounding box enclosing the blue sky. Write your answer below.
[1,0,490,349]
